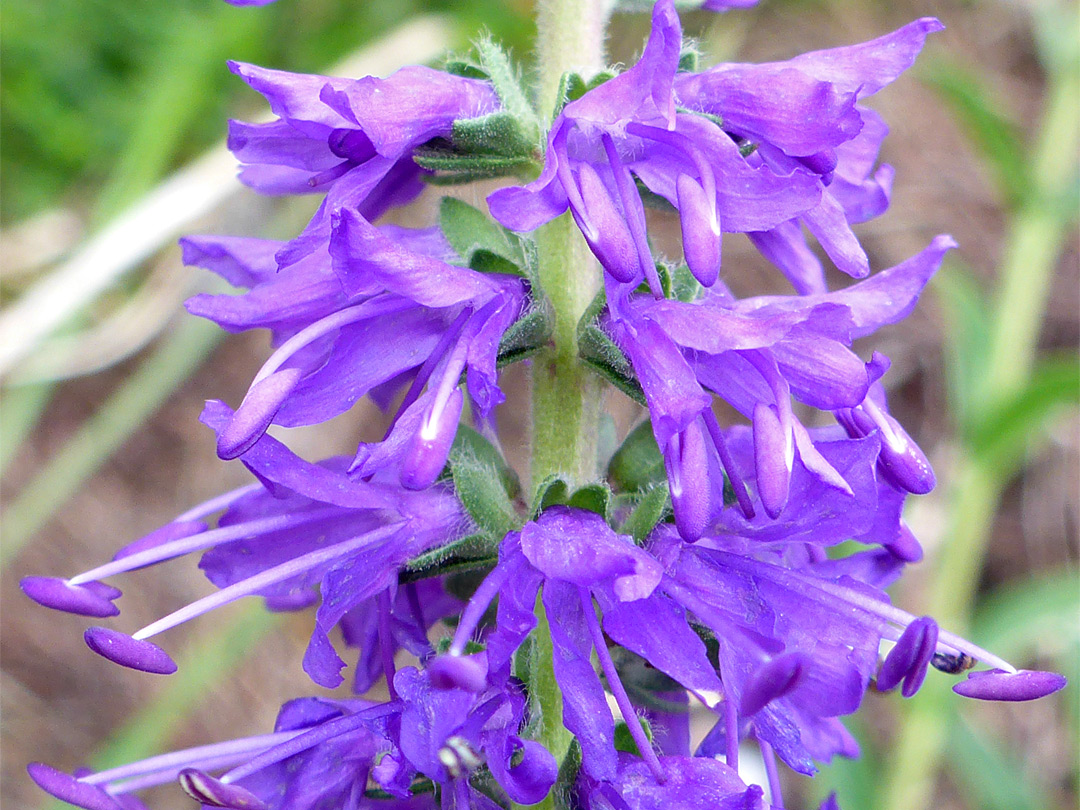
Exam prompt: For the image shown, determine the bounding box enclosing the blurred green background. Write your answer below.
[1,1,1076,808]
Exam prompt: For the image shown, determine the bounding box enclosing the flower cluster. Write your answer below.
[24,2,1064,809]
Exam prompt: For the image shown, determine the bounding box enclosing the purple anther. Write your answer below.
[740,651,808,716]
[84,627,177,675]
[217,367,303,459]
[26,763,122,810]
[953,669,1068,702]
[179,768,268,809]
[21,577,120,618]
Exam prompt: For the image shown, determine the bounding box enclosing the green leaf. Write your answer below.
[925,59,1030,207]
[443,58,488,80]
[969,353,1079,472]
[402,532,498,580]
[451,110,537,157]
[618,483,671,544]
[552,740,583,810]
[608,420,665,492]
[474,35,540,140]
[946,718,1051,810]
[567,482,611,519]
[612,717,653,756]
[579,325,646,405]
[934,263,992,427]
[413,147,533,180]
[497,307,553,367]
[449,423,522,499]
[439,196,528,272]
[449,441,519,540]
[530,474,569,519]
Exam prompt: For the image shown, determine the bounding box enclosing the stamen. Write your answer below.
[707,549,1018,674]
[81,733,296,789]
[307,160,353,188]
[448,564,512,656]
[69,508,342,586]
[378,590,399,699]
[579,587,666,783]
[220,703,401,784]
[759,738,786,809]
[701,410,755,519]
[128,523,404,644]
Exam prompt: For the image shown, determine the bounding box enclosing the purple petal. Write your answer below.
[399,387,463,490]
[785,18,945,99]
[27,763,122,810]
[427,654,488,693]
[217,368,304,459]
[665,421,712,542]
[752,402,791,518]
[179,769,268,809]
[21,577,120,617]
[677,175,721,287]
[953,669,1067,702]
[84,627,177,675]
[576,162,640,283]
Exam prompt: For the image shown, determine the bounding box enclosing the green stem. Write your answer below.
[525,1,608,807]
[881,41,1079,810]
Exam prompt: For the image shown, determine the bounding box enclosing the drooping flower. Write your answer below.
[22,407,469,689]
[488,0,822,293]
[607,235,954,538]
[674,17,944,288]
[227,61,498,268]
[184,211,528,491]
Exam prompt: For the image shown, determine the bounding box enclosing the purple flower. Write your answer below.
[488,0,822,293]
[609,235,954,537]
[579,753,765,810]
[23,410,469,689]
[674,17,944,287]
[227,61,498,268]
[184,213,527,490]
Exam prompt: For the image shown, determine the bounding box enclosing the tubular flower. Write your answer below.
[184,213,528,490]
[23,413,470,689]
[607,235,954,538]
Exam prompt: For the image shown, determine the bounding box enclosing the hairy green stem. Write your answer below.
[525,1,607,807]
[881,41,1079,810]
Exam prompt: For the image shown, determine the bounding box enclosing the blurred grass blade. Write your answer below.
[0,381,53,475]
[42,602,281,810]
[969,353,1079,471]
[972,570,1080,663]
[933,263,992,427]
[946,717,1051,810]
[811,715,879,810]
[924,60,1030,207]
[0,316,222,568]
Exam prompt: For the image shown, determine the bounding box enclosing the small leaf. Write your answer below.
[402,533,498,580]
[579,326,646,405]
[668,262,704,302]
[618,483,671,544]
[567,483,611,519]
[475,36,540,140]
[925,59,1030,206]
[969,353,1079,472]
[439,196,528,271]
[443,59,488,80]
[612,718,653,756]
[498,307,553,367]
[452,111,537,158]
[449,424,521,499]
[552,741,582,810]
[530,475,569,519]
[450,445,519,540]
[608,420,665,492]
[678,44,701,73]
[413,147,532,178]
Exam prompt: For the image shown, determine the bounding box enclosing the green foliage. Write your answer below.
[618,483,671,544]
[448,427,521,540]
[608,420,665,492]
[579,325,646,405]
[498,307,555,367]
